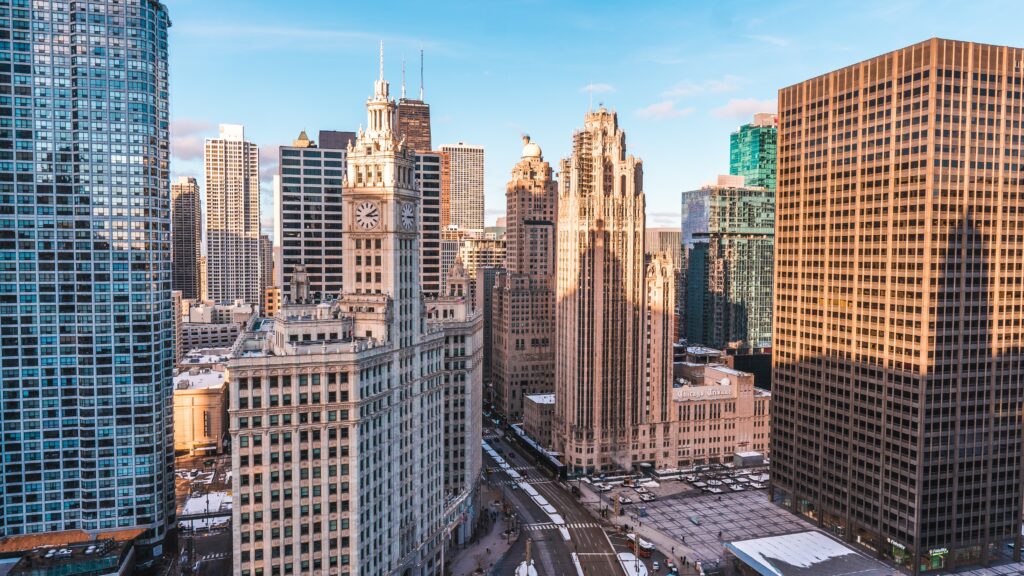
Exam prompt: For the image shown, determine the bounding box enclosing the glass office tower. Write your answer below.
[0,0,174,559]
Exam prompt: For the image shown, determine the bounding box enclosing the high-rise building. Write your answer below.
[492,136,559,419]
[729,112,777,191]
[553,108,648,473]
[0,1,175,558]
[440,226,469,292]
[459,237,506,281]
[396,51,432,152]
[645,228,682,265]
[646,227,683,340]
[425,263,484,509]
[416,151,446,296]
[681,176,774,349]
[230,55,481,576]
[172,176,202,299]
[259,234,273,297]
[199,255,208,301]
[440,143,485,231]
[275,130,346,302]
[205,124,261,305]
[770,38,1024,570]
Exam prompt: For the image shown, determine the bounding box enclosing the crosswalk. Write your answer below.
[199,553,230,561]
[525,521,601,532]
[493,478,553,487]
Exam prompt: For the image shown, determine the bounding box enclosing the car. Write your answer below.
[597,484,612,492]
[653,561,660,571]
[634,486,649,494]
[640,493,656,502]
[618,495,633,504]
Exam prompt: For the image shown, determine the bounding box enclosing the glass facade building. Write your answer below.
[681,178,774,349]
[0,0,174,557]
[728,112,777,191]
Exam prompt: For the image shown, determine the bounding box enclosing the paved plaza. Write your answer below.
[640,489,814,564]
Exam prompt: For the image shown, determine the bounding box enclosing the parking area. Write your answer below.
[642,490,814,565]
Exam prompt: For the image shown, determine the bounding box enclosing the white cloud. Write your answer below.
[581,83,615,94]
[647,211,681,228]
[711,98,777,119]
[170,118,214,161]
[637,101,695,119]
[746,34,791,47]
[662,75,742,98]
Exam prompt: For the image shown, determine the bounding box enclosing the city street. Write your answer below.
[484,430,625,576]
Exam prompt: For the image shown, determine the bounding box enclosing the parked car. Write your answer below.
[634,486,649,494]
[640,493,656,502]
[653,560,660,571]
[597,483,612,492]
[618,495,633,504]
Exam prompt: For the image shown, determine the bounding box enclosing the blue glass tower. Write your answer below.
[0,0,174,558]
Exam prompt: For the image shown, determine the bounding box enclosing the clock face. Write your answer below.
[401,203,416,231]
[355,201,380,229]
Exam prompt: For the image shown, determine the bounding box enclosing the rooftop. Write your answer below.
[524,394,555,405]
[179,348,231,367]
[10,539,131,575]
[686,346,722,356]
[725,531,895,576]
[174,367,226,391]
[0,529,144,554]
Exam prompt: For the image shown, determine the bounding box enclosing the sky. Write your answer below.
[166,0,1024,233]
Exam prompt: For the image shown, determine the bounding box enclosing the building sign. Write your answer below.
[673,384,734,402]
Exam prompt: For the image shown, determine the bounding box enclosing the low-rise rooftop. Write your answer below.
[524,394,555,405]
[725,531,895,576]
[174,367,226,391]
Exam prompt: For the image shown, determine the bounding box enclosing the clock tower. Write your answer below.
[341,44,422,344]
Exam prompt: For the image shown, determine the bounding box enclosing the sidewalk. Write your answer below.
[447,483,517,576]
[576,482,705,575]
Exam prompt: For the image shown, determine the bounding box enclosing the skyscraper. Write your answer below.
[172,176,202,300]
[492,136,559,419]
[259,234,273,298]
[729,112,777,191]
[770,39,1024,570]
[396,52,432,152]
[440,143,485,231]
[0,0,175,558]
[231,53,480,576]
[646,227,683,340]
[681,176,774,349]
[275,130,345,302]
[416,151,446,296]
[205,124,261,305]
[553,108,647,473]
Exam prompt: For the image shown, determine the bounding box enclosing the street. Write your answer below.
[484,430,629,576]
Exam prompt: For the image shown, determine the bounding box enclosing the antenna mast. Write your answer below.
[419,49,424,100]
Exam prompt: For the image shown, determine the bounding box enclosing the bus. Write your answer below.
[626,533,654,558]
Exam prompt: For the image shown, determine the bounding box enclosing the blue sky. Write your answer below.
[167,0,1024,232]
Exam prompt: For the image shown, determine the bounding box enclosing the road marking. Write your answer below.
[525,522,601,531]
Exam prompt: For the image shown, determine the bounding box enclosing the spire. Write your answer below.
[378,40,384,82]
[401,58,407,99]
[419,49,424,100]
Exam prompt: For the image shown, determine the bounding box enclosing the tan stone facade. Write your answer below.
[522,394,555,450]
[770,38,1024,568]
[173,366,228,455]
[492,137,558,420]
[654,363,769,468]
[229,63,480,576]
[553,108,648,473]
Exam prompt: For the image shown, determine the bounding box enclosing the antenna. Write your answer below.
[378,40,384,81]
[401,58,406,98]
[419,49,424,100]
